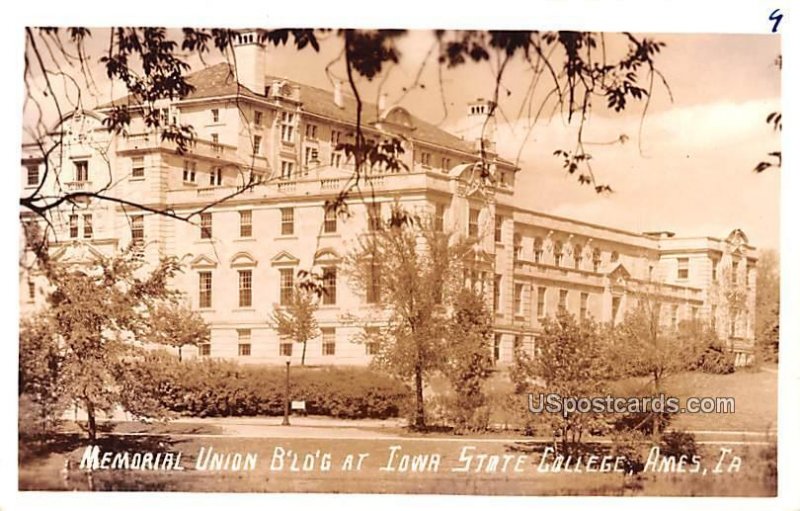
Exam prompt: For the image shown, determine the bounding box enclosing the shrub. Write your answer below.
[124,353,410,420]
[693,343,736,374]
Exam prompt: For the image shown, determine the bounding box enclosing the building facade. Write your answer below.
[20,33,758,367]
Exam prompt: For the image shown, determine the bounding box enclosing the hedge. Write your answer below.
[121,351,410,420]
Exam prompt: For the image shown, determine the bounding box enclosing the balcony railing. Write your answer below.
[64,180,92,192]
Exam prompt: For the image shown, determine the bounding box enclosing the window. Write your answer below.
[199,344,211,357]
[252,135,262,154]
[279,342,293,357]
[131,215,144,245]
[468,208,480,237]
[558,289,568,312]
[211,108,219,122]
[434,204,445,232]
[420,151,431,166]
[677,258,689,280]
[281,207,294,235]
[238,329,251,357]
[513,336,523,357]
[330,152,342,168]
[494,274,502,312]
[331,129,341,146]
[69,214,79,238]
[732,260,739,285]
[573,244,582,270]
[304,146,318,166]
[238,270,252,307]
[200,213,212,239]
[280,112,295,143]
[239,210,252,237]
[365,327,380,355]
[537,287,547,317]
[323,206,337,233]
[198,272,212,308]
[493,334,501,363]
[671,304,679,329]
[711,259,719,281]
[322,328,336,356]
[494,215,503,243]
[279,268,294,306]
[554,241,564,267]
[513,283,524,315]
[534,237,543,263]
[441,157,451,170]
[83,214,93,239]
[305,123,318,139]
[592,249,602,272]
[131,157,145,179]
[183,160,196,183]
[27,280,35,300]
[610,251,620,263]
[210,167,223,186]
[368,203,382,232]
[281,160,294,179]
[254,110,262,126]
[211,133,219,146]
[366,263,381,304]
[26,165,39,186]
[513,234,522,260]
[74,160,89,182]
[322,267,337,305]
[580,292,588,320]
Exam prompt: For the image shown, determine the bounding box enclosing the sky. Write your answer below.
[23,29,781,250]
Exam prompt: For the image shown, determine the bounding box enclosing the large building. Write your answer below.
[20,32,758,366]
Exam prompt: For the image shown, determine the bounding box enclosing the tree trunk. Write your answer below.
[85,399,97,442]
[414,363,425,430]
[301,340,307,366]
[178,345,183,362]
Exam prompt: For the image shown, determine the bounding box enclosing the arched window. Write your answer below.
[554,240,563,267]
[533,237,543,263]
[592,248,602,272]
[573,243,582,270]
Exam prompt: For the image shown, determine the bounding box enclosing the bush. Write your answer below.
[693,344,736,374]
[124,352,410,419]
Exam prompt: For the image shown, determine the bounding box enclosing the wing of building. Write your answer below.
[20,32,758,367]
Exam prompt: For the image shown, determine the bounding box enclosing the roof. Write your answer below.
[98,63,516,163]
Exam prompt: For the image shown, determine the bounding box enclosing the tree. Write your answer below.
[610,285,706,438]
[24,247,180,441]
[344,206,473,429]
[755,249,779,362]
[19,316,68,435]
[512,310,610,454]
[442,288,495,433]
[145,301,210,361]
[270,286,319,366]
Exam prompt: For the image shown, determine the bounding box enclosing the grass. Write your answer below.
[18,433,776,495]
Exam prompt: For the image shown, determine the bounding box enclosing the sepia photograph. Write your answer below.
[12,10,786,502]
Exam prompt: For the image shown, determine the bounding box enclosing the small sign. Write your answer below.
[290,400,306,411]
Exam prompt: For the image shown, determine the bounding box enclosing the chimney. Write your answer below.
[232,30,266,95]
[333,80,344,108]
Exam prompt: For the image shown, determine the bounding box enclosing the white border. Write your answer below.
[1,1,797,510]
